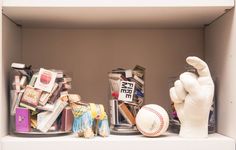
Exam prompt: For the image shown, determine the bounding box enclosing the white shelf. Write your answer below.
[1,133,235,150]
[2,0,234,7]
[2,0,234,28]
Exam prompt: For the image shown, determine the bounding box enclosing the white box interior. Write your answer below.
[1,1,236,149]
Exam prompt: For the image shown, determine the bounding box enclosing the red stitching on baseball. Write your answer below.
[136,106,165,136]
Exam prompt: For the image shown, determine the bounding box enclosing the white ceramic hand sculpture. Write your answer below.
[169,56,214,138]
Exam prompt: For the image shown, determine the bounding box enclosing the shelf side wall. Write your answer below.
[0,0,3,140]
[205,8,236,140]
[22,28,204,111]
[1,15,22,137]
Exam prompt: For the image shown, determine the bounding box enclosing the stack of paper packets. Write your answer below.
[108,65,145,128]
[11,63,73,134]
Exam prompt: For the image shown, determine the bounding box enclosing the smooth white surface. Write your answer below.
[205,8,236,140]
[2,0,234,28]
[3,0,234,7]
[1,133,235,150]
[2,7,234,28]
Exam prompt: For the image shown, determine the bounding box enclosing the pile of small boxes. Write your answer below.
[11,63,73,134]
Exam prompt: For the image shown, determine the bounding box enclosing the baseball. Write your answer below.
[136,104,169,137]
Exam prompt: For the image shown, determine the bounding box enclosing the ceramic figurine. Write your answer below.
[68,94,109,138]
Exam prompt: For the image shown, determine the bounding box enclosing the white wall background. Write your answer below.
[22,28,204,111]
[205,8,236,140]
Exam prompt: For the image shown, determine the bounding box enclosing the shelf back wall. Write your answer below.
[22,28,203,111]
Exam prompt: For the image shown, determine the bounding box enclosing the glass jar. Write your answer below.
[10,64,73,136]
[108,65,145,135]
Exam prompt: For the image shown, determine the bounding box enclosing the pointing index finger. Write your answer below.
[186,56,211,77]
